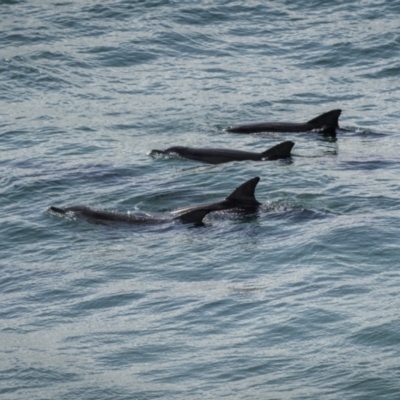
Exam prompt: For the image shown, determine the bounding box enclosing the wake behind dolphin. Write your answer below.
[48,177,262,226]
[226,109,341,135]
[151,141,294,164]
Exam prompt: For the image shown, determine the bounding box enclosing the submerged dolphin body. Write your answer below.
[151,141,294,165]
[48,177,262,225]
[226,109,341,135]
[48,205,210,225]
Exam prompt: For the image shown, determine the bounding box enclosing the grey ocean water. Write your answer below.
[1,1,400,398]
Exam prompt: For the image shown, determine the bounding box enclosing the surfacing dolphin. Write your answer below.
[48,177,261,225]
[150,141,294,165]
[226,109,341,135]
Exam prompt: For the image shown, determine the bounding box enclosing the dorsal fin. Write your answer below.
[226,177,261,206]
[175,209,211,223]
[261,141,294,160]
[307,109,341,128]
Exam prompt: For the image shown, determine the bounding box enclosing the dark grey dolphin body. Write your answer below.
[226,109,341,135]
[48,205,210,225]
[151,141,294,165]
[48,177,262,225]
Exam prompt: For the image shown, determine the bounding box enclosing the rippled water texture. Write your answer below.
[1,1,400,399]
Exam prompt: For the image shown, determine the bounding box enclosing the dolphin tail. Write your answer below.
[48,206,67,214]
[226,177,261,206]
[307,109,341,133]
[175,209,211,224]
[261,141,294,160]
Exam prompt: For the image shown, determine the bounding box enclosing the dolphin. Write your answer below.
[150,141,294,165]
[48,177,261,225]
[226,109,341,135]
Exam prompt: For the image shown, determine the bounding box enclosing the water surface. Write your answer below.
[1,1,400,399]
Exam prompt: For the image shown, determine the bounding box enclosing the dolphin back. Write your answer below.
[49,204,210,225]
[226,109,341,134]
[49,205,131,222]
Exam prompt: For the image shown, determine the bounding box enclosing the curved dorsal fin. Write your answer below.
[307,109,341,128]
[261,141,294,160]
[226,177,261,206]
